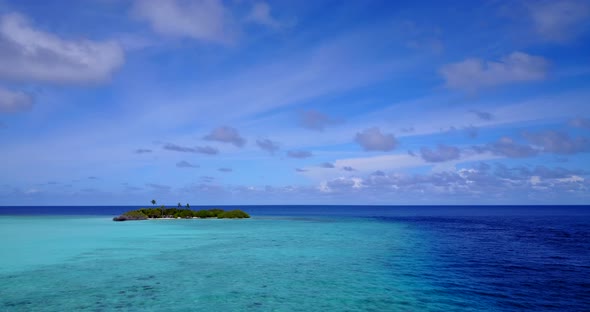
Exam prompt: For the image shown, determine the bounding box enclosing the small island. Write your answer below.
[113,206,250,221]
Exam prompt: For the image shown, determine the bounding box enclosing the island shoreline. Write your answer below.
[113,207,250,221]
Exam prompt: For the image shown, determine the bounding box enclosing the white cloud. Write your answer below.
[133,0,235,43]
[336,154,423,173]
[524,131,590,155]
[440,52,548,91]
[0,13,124,84]
[0,86,33,113]
[309,163,590,203]
[526,0,590,42]
[354,127,397,151]
[530,175,541,185]
[300,150,501,182]
[557,175,584,183]
[246,2,281,29]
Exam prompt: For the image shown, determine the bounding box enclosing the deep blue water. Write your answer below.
[1,205,589,311]
[1,205,589,216]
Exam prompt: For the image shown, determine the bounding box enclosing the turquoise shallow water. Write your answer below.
[1,208,589,311]
[0,216,453,311]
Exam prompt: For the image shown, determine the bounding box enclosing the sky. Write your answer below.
[0,0,589,206]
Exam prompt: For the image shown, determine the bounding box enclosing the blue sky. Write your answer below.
[0,0,589,205]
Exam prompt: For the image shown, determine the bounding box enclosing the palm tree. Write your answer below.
[178,202,182,208]
[151,199,156,206]
[186,203,190,209]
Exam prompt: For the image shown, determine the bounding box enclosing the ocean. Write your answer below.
[0,206,589,311]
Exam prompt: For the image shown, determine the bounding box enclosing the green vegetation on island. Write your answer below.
[113,206,250,221]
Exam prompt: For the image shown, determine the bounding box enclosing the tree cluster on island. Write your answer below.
[113,200,250,221]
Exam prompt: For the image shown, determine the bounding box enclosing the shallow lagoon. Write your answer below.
[1,207,589,311]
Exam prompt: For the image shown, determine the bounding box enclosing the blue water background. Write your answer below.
[1,205,589,311]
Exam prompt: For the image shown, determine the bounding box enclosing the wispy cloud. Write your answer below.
[125,185,143,191]
[203,126,246,147]
[420,145,461,163]
[163,143,219,155]
[302,149,501,182]
[134,148,152,154]
[135,27,411,127]
[287,150,313,159]
[569,117,590,130]
[298,110,339,131]
[464,126,479,139]
[176,160,198,168]
[469,110,494,121]
[477,137,538,158]
[440,52,548,92]
[163,143,196,153]
[524,131,590,154]
[200,176,215,183]
[196,146,219,155]
[0,13,124,84]
[146,183,171,192]
[132,0,235,44]
[246,1,282,29]
[256,138,280,154]
[525,0,590,42]
[0,86,33,113]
